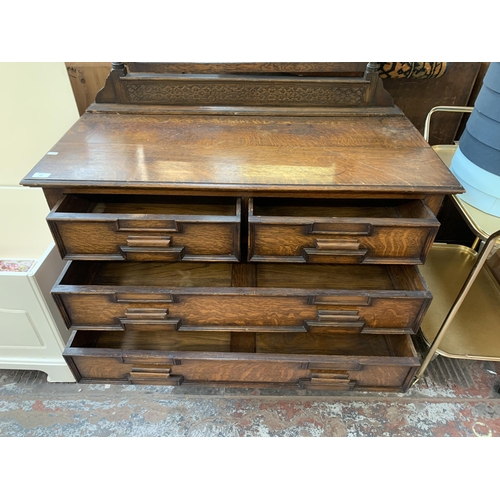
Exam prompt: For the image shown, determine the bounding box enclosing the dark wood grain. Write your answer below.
[87,103,404,117]
[20,112,462,196]
[95,63,392,108]
[23,63,468,391]
[64,329,419,391]
[249,198,439,264]
[256,331,392,355]
[48,194,241,261]
[126,62,368,75]
[96,330,231,351]
[53,261,431,335]
[230,263,257,353]
[47,112,431,148]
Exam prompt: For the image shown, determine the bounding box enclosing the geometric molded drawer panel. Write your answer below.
[64,330,420,392]
[52,261,432,335]
[48,194,241,262]
[249,198,439,264]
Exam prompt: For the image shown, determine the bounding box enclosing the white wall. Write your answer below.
[0,62,79,186]
[0,63,79,258]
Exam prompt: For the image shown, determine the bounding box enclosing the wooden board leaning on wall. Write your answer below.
[65,63,112,116]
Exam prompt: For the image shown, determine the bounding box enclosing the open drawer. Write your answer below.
[47,194,241,261]
[52,261,432,335]
[248,198,439,264]
[63,329,420,392]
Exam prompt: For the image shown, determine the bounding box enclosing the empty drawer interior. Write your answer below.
[54,194,239,216]
[58,261,427,292]
[71,330,232,352]
[251,197,433,219]
[68,330,416,358]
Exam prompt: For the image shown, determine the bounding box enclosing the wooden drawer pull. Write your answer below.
[120,317,181,330]
[131,365,172,374]
[315,239,361,250]
[305,320,365,334]
[300,370,357,390]
[119,245,185,261]
[126,235,172,247]
[128,373,183,385]
[309,310,365,333]
[311,369,353,380]
[127,364,184,385]
[317,310,360,322]
[311,370,350,380]
[128,371,175,380]
[310,376,352,383]
[125,308,168,319]
[299,379,357,390]
[303,247,368,264]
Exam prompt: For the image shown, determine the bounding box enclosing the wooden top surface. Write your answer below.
[21,109,464,196]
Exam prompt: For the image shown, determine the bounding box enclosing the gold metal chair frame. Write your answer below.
[414,106,500,384]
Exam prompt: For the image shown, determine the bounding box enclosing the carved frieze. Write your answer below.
[126,82,367,106]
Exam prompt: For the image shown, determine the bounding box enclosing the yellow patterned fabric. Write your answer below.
[377,62,448,79]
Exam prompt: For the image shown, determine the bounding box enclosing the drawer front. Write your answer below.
[54,290,430,335]
[64,332,419,392]
[53,261,431,335]
[298,363,417,392]
[248,198,439,264]
[47,195,241,261]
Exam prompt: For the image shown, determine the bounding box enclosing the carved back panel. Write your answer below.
[96,62,394,109]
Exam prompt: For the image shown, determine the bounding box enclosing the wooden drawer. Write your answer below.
[248,198,439,264]
[63,329,420,392]
[52,261,431,335]
[47,194,241,261]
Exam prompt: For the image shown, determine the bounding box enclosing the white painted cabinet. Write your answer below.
[0,244,75,382]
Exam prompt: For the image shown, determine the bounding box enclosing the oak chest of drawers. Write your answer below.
[21,62,463,392]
